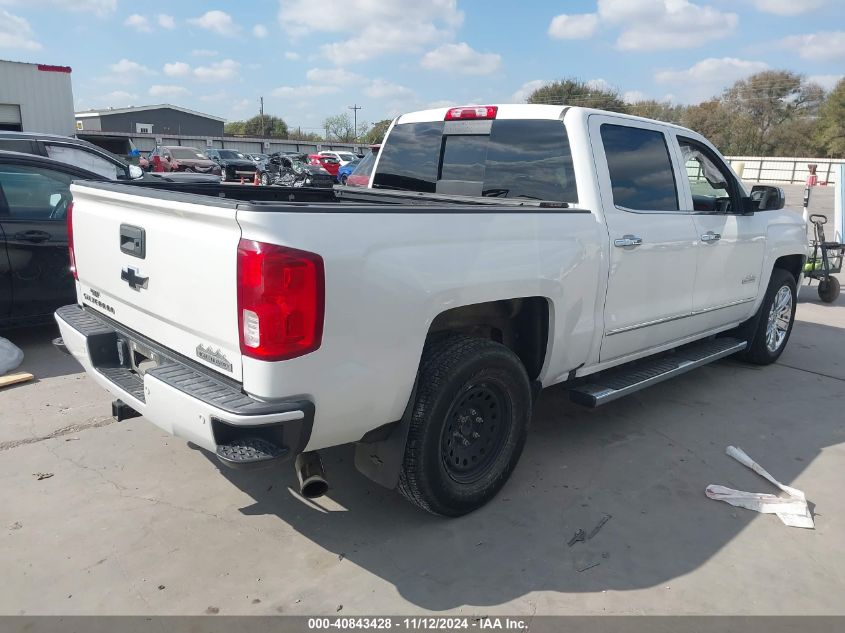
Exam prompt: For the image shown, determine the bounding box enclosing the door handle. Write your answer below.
[14,230,51,243]
[614,235,643,248]
[701,231,722,243]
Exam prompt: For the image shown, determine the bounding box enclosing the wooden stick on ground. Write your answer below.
[0,372,34,388]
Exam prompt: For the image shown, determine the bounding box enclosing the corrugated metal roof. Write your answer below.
[75,104,226,122]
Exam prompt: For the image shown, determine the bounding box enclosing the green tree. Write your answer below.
[815,78,845,158]
[526,79,627,112]
[680,99,738,154]
[322,113,356,142]
[721,71,824,155]
[626,100,684,124]
[362,119,392,144]
[225,114,289,137]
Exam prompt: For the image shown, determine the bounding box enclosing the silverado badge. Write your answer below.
[196,345,233,372]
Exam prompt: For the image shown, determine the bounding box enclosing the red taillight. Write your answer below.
[237,239,325,361]
[67,201,78,280]
[445,106,498,121]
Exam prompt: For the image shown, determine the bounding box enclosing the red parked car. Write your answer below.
[307,153,340,177]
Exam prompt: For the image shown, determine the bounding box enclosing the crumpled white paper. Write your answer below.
[706,446,814,529]
[0,337,24,375]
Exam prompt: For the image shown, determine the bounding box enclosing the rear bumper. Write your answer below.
[54,304,313,459]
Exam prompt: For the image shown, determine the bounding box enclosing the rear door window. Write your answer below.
[374,119,577,202]
[600,124,678,211]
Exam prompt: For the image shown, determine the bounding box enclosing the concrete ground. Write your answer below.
[0,187,842,616]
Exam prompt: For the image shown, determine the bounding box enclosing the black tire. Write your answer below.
[260,172,271,186]
[740,268,797,365]
[340,174,348,185]
[818,276,840,303]
[398,335,532,516]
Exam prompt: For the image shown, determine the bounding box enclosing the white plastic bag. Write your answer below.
[0,337,24,375]
[706,446,814,529]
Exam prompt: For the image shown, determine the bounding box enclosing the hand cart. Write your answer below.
[803,214,843,303]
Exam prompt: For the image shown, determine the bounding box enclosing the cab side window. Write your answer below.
[44,144,119,180]
[678,137,737,213]
[0,164,73,220]
[600,124,678,212]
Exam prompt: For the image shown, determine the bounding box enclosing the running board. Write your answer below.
[569,337,747,408]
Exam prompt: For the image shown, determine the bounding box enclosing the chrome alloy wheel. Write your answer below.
[765,286,792,353]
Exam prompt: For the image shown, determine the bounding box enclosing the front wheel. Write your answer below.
[340,174,348,185]
[260,172,271,186]
[818,276,840,303]
[739,268,797,365]
[398,335,532,516]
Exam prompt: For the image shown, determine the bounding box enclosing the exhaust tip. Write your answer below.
[300,477,329,499]
[295,452,328,499]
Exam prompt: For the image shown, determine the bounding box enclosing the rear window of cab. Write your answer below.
[372,119,577,203]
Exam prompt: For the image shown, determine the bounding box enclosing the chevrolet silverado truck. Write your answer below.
[54,105,805,516]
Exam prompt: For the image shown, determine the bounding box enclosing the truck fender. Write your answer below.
[353,378,418,489]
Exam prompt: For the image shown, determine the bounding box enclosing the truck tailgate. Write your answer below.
[69,183,243,380]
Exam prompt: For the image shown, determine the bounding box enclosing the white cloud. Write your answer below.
[163,62,191,77]
[591,0,737,50]
[97,90,138,105]
[283,51,300,60]
[5,0,117,17]
[780,31,845,61]
[253,24,268,38]
[421,42,501,75]
[271,85,341,98]
[655,57,769,103]
[623,90,647,103]
[157,14,175,29]
[188,10,239,36]
[193,59,240,81]
[586,78,614,92]
[0,10,41,50]
[365,79,412,99]
[808,74,844,91]
[305,67,363,85]
[148,85,190,98]
[191,49,218,57]
[279,0,463,64]
[510,79,548,102]
[124,14,151,32]
[109,58,155,75]
[749,0,825,15]
[548,13,599,39]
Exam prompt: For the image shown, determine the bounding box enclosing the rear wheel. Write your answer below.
[739,268,797,365]
[818,276,840,303]
[398,335,532,516]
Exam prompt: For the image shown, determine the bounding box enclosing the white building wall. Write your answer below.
[0,60,76,136]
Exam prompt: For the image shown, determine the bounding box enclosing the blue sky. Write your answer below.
[1,0,843,133]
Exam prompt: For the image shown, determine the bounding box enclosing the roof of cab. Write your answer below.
[394,103,695,135]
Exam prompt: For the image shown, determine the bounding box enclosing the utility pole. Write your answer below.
[348,104,362,141]
[259,96,265,137]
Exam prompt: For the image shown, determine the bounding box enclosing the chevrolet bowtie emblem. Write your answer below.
[121,267,149,291]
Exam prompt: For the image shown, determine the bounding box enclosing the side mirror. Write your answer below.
[747,185,785,212]
[128,164,144,179]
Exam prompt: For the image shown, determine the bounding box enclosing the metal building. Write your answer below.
[75,104,225,137]
[0,59,75,135]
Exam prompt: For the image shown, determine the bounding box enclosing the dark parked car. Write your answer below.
[141,146,221,176]
[254,152,335,187]
[206,148,258,181]
[0,150,108,328]
[0,131,144,181]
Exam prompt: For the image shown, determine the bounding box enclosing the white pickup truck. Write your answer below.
[55,104,806,516]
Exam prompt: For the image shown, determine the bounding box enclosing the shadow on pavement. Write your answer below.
[192,315,845,610]
[0,323,81,381]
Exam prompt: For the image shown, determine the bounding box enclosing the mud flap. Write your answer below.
[353,381,418,489]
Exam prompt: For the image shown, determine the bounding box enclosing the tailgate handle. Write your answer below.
[120,224,146,259]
